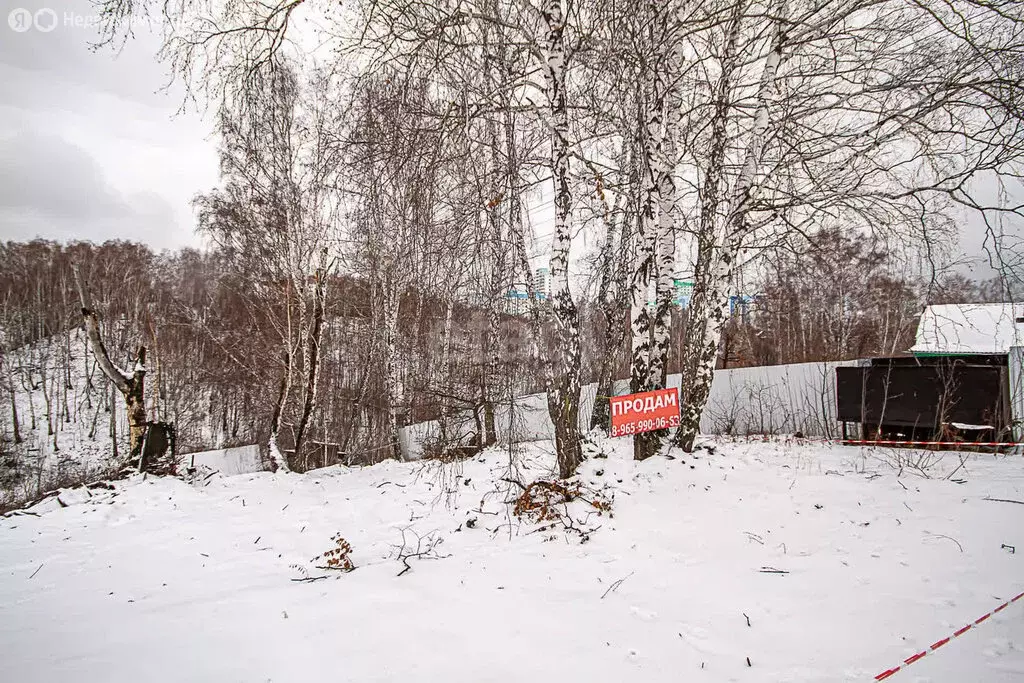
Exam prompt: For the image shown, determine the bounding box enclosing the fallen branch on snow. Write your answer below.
[983,496,1024,505]
[500,477,527,491]
[925,532,963,552]
[601,571,634,599]
[2,510,40,518]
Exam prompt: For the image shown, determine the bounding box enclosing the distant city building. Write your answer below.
[674,279,693,308]
[729,294,759,322]
[504,288,548,315]
[504,288,530,316]
[533,267,550,300]
[505,267,551,316]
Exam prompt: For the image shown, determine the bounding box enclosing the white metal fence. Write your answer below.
[399,359,860,459]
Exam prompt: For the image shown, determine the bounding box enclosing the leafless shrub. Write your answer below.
[420,435,480,511]
[391,527,449,577]
[875,447,944,479]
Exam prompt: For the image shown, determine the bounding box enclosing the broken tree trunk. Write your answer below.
[73,265,149,467]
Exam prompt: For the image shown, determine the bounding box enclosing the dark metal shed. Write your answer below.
[835,354,1012,444]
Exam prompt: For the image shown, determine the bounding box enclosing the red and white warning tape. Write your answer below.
[722,436,1024,448]
[874,590,1024,680]
[842,440,1024,448]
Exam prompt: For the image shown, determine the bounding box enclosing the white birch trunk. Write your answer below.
[382,280,402,461]
[631,0,681,460]
[649,157,678,389]
[647,14,685,392]
[677,2,787,451]
[483,266,501,446]
[268,433,290,473]
[294,251,330,463]
[675,0,743,436]
[629,126,659,398]
[438,296,455,443]
[541,0,583,479]
[629,120,660,460]
[267,278,294,473]
[591,172,627,431]
[482,68,503,447]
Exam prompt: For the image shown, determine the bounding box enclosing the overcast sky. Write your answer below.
[1,0,218,250]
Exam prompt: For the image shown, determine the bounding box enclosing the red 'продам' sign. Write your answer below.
[609,388,680,437]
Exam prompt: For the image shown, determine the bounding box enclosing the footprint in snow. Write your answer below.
[983,637,1014,657]
[677,624,710,647]
[630,606,658,621]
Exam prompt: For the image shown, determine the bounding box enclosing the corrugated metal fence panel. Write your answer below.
[399,360,861,458]
[698,361,860,438]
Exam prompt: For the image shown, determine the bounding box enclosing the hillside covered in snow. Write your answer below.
[0,331,126,506]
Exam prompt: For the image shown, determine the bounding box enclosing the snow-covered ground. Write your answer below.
[1,437,1023,682]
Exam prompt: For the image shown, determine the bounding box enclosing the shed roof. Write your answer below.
[911,303,1024,356]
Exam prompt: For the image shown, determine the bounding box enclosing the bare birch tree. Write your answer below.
[196,64,340,471]
[674,0,1024,451]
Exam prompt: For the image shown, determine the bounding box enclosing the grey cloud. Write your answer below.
[0,131,178,246]
[0,131,129,219]
[0,0,174,110]
[0,0,217,250]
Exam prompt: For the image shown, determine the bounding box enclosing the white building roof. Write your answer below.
[911,303,1024,355]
